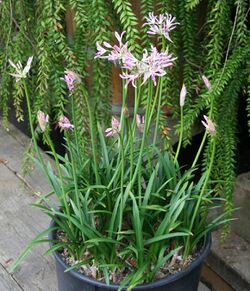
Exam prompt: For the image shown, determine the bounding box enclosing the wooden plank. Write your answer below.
[201,264,234,291]
[0,264,23,291]
[65,9,76,40]
[0,164,57,291]
[198,282,210,291]
[0,124,52,194]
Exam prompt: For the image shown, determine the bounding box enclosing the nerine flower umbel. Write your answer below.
[95,30,176,87]
[120,46,176,87]
[8,56,33,82]
[144,12,179,42]
[63,70,80,92]
[58,116,74,130]
[105,117,120,137]
[95,32,137,70]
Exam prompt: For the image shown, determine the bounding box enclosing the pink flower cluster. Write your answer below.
[62,70,80,92]
[105,114,146,137]
[121,46,176,87]
[9,56,33,82]
[95,31,176,87]
[105,117,120,137]
[144,12,178,42]
[95,32,137,70]
[37,112,74,131]
[58,116,74,130]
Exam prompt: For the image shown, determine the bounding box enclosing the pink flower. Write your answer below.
[180,84,187,107]
[37,110,49,132]
[136,114,145,132]
[95,32,138,70]
[144,12,159,26]
[144,12,178,42]
[105,117,120,137]
[122,51,138,70]
[120,71,140,87]
[201,75,211,91]
[63,70,80,92]
[202,115,216,136]
[95,41,108,58]
[120,46,175,87]
[9,56,33,82]
[141,46,176,85]
[58,116,74,130]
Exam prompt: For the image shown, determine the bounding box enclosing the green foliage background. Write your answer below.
[0,0,250,235]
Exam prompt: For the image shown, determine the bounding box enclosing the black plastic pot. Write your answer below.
[49,222,211,291]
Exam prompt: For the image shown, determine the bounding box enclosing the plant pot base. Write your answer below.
[49,222,211,291]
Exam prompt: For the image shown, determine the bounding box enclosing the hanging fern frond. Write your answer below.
[140,0,154,49]
[217,74,243,239]
[185,0,203,11]
[233,0,249,46]
[181,41,250,145]
[204,0,232,76]
[247,60,250,133]
[174,0,201,139]
[90,0,112,122]
[112,0,141,55]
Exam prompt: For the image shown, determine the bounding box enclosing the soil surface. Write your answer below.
[56,229,203,285]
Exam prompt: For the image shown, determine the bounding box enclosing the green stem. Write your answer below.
[174,106,184,163]
[70,93,81,158]
[23,81,72,231]
[184,138,216,257]
[153,77,164,147]
[44,131,71,220]
[129,82,141,181]
[23,82,45,170]
[64,131,85,239]
[130,81,153,187]
[83,95,100,185]
[152,37,166,147]
[191,131,207,168]
[118,137,124,238]
[192,91,214,169]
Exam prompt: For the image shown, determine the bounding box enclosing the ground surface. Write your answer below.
[0,121,211,290]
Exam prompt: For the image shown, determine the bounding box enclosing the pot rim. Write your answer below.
[48,220,211,290]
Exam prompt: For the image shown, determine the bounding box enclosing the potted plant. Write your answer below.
[9,12,230,291]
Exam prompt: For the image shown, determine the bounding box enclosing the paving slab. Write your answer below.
[232,172,250,242]
[0,124,52,194]
[207,230,250,291]
[0,264,22,291]
[203,171,250,291]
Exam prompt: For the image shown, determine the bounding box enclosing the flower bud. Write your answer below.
[180,84,187,107]
[37,111,49,132]
[202,75,211,91]
[201,115,216,136]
